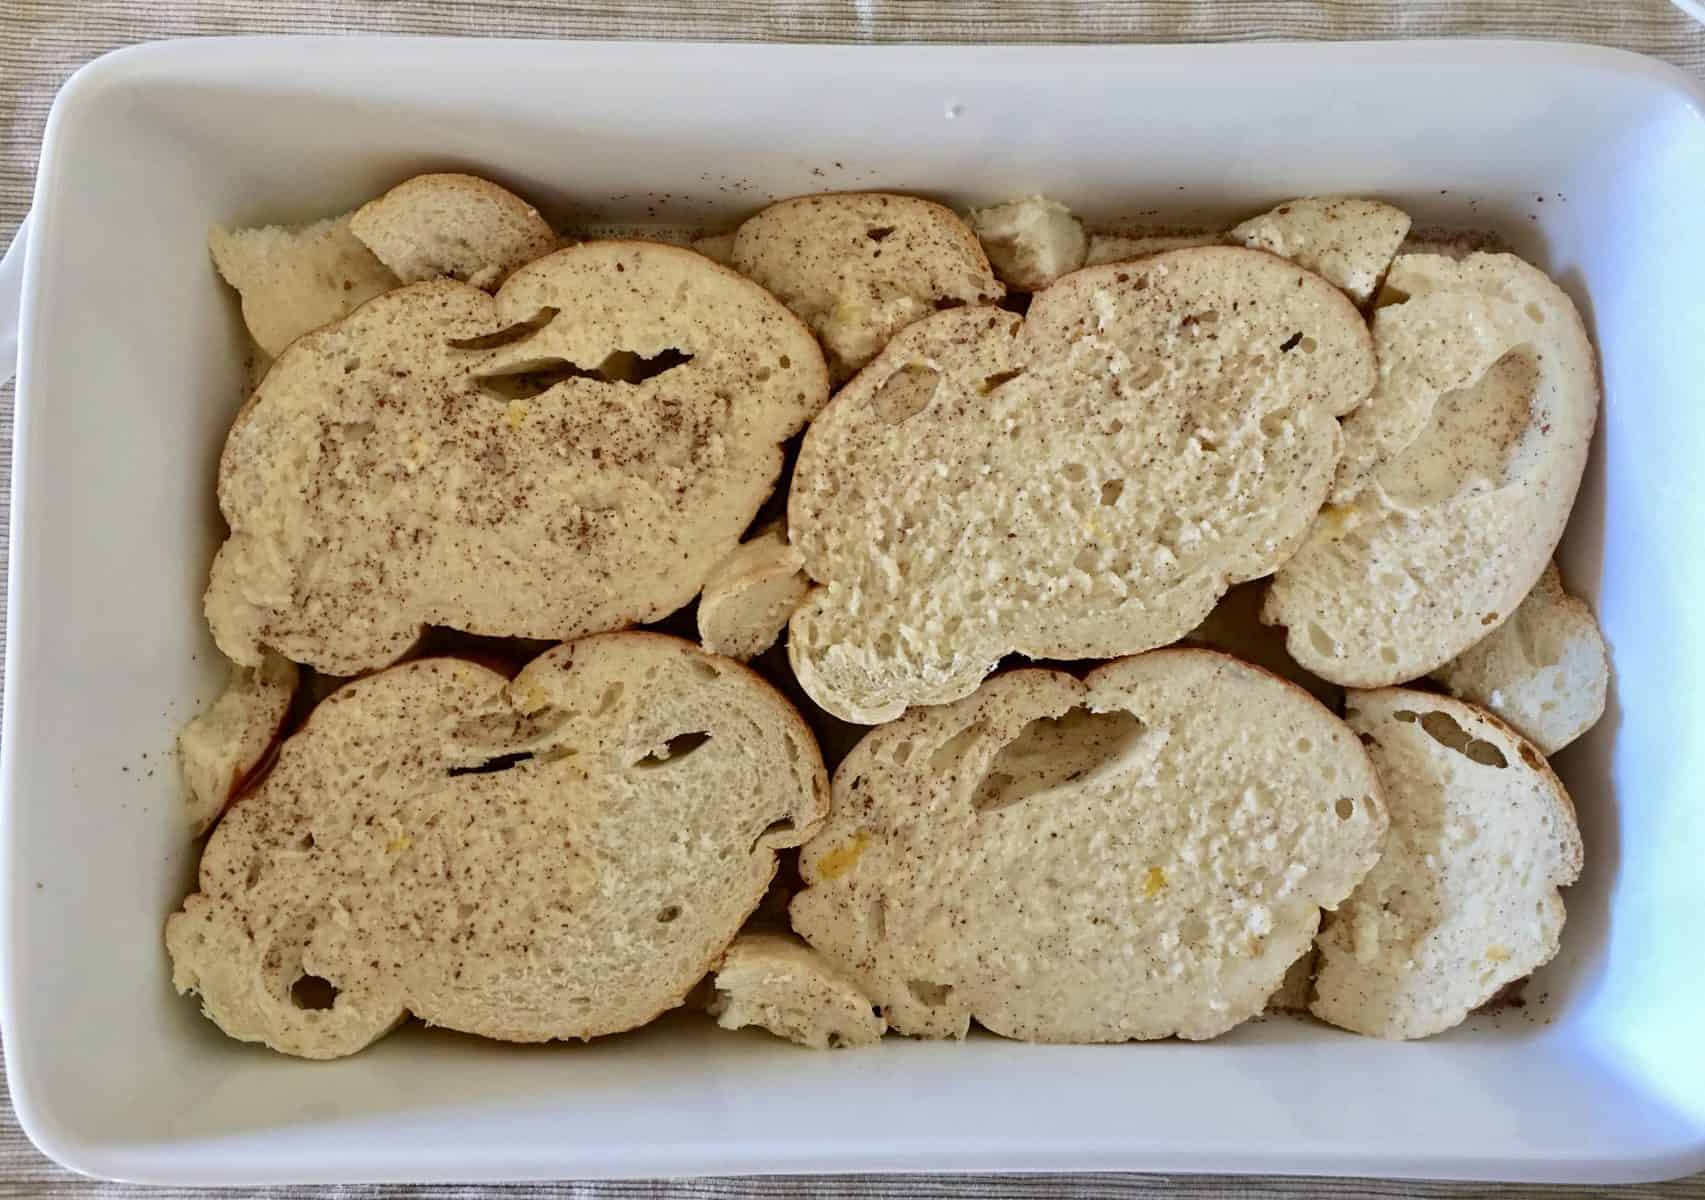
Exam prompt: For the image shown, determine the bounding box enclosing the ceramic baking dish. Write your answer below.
[2,36,1703,1187]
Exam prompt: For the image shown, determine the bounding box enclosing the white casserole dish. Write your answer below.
[2,36,1704,1187]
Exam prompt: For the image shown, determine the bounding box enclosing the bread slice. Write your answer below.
[787,247,1376,722]
[1231,197,1411,306]
[1182,580,1342,711]
[790,648,1387,1041]
[165,633,829,1059]
[708,931,885,1048]
[1265,253,1599,688]
[1084,231,1222,266]
[697,521,809,660]
[732,193,1003,383]
[966,196,1087,291]
[1312,688,1582,1039]
[207,241,828,676]
[350,172,558,290]
[690,232,737,267]
[178,651,299,838]
[1430,562,1609,754]
[209,215,399,357]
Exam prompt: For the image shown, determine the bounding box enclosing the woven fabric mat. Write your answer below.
[1,1,1702,1195]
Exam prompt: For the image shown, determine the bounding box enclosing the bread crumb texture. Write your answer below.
[1266,253,1599,687]
[709,931,885,1048]
[1312,689,1581,1039]
[178,651,299,838]
[733,192,1003,383]
[1431,562,1609,754]
[165,633,828,1059]
[787,247,1375,722]
[350,173,559,290]
[791,649,1387,1042]
[207,241,829,675]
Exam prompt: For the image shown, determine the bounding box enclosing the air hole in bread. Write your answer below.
[870,363,941,424]
[1518,743,1543,770]
[290,974,339,1011]
[971,709,1147,814]
[447,750,535,778]
[447,306,560,350]
[593,682,623,717]
[866,226,896,243]
[475,348,692,399]
[1099,478,1125,507]
[1394,709,1509,768]
[1334,797,1356,820]
[296,832,316,851]
[981,368,1024,394]
[1307,623,1336,658]
[1297,736,1313,753]
[906,979,953,1007]
[343,357,362,374]
[751,818,795,852]
[634,731,711,768]
[1375,284,1411,308]
[1061,462,1087,483]
[1299,336,1318,353]
[656,904,681,924]
[1481,611,1500,626]
[244,859,264,889]
[1525,302,1546,324]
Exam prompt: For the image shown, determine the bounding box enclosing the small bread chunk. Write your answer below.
[1431,562,1609,754]
[209,215,399,357]
[690,232,737,267]
[708,931,885,1049]
[1313,689,1582,1040]
[166,634,829,1059]
[178,651,299,838]
[1084,231,1222,266]
[788,247,1375,722]
[1183,581,1342,710]
[791,649,1387,1042]
[966,196,1087,291]
[1231,197,1411,306]
[350,173,557,290]
[207,241,828,676]
[698,521,809,660]
[732,193,1003,383]
[1266,253,1598,688]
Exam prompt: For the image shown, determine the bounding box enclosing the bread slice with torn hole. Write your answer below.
[165,633,828,1059]
[1313,689,1581,1040]
[732,193,1003,383]
[1430,562,1609,754]
[1084,231,1222,266]
[178,651,299,838]
[207,241,828,676]
[1265,252,1598,688]
[698,521,809,660]
[350,172,558,290]
[790,649,1386,1042]
[210,215,399,357]
[1231,197,1411,306]
[967,196,1087,291]
[787,247,1375,723]
[709,931,885,1048]
[1183,581,1342,711]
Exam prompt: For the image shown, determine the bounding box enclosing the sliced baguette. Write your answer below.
[1265,252,1598,687]
[1430,562,1609,754]
[1313,689,1582,1039]
[787,247,1376,722]
[178,651,299,838]
[350,172,557,290]
[967,196,1087,291]
[709,931,885,1049]
[209,215,399,357]
[732,192,1003,383]
[1182,580,1342,711]
[207,241,828,676]
[166,633,829,1059]
[1084,231,1222,266]
[697,521,809,660]
[1231,197,1411,306]
[790,649,1387,1041]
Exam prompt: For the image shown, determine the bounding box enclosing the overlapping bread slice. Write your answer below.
[697,520,809,660]
[350,172,558,289]
[1430,562,1609,754]
[208,240,828,676]
[1313,688,1582,1039]
[1265,252,1599,687]
[731,192,1004,383]
[178,651,299,838]
[966,196,1087,291]
[708,931,885,1049]
[790,649,1387,1041]
[787,247,1375,723]
[1230,197,1411,307]
[166,633,828,1059]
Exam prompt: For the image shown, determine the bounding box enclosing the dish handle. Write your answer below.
[1,212,29,389]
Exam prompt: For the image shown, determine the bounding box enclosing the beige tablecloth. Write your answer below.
[1,2,1702,1195]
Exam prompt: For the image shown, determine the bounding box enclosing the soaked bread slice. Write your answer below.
[178,651,298,838]
[350,172,558,290]
[1231,197,1411,306]
[709,931,884,1049]
[697,521,809,660]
